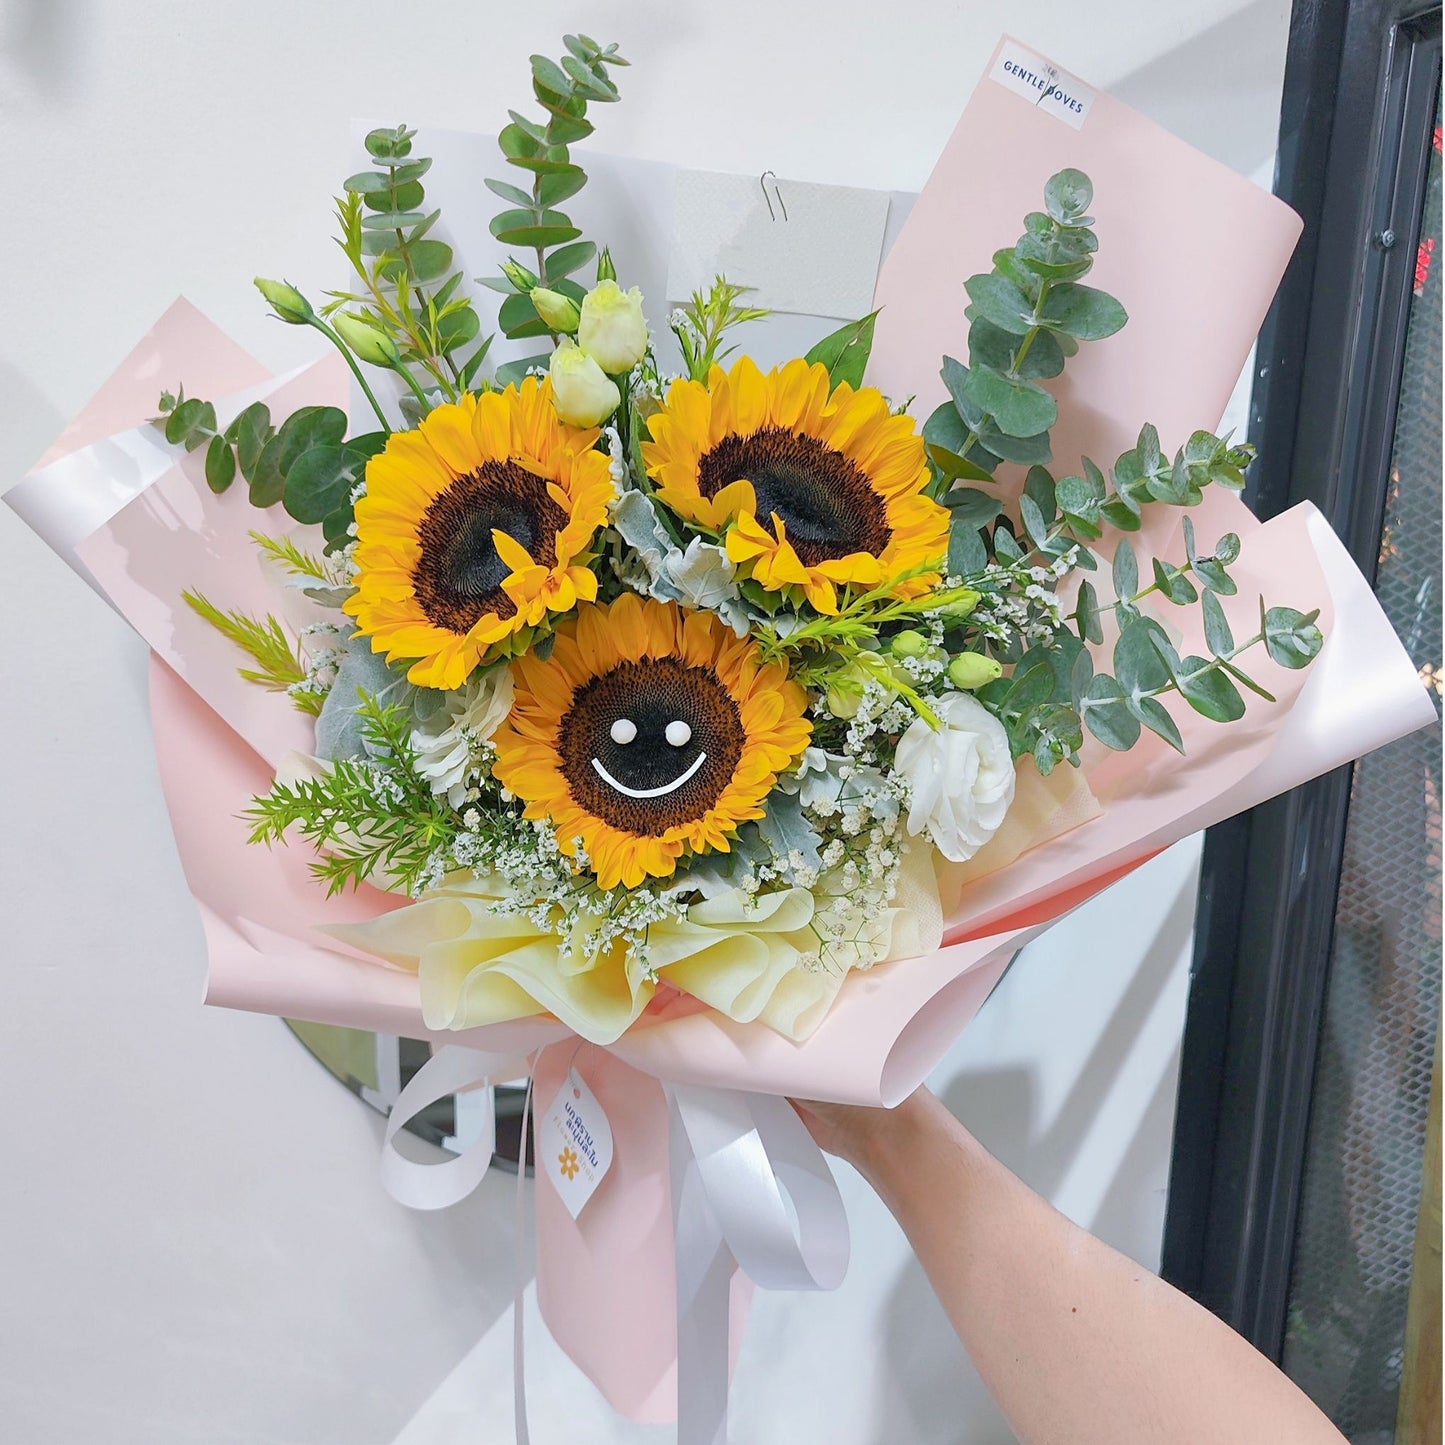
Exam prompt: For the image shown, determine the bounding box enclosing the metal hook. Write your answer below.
[760,169,788,222]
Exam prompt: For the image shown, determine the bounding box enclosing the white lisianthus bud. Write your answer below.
[894,692,1016,862]
[577,280,649,373]
[500,259,538,293]
[333,312,401,367]
[530,287,582,333]
[549,338,622,427]
[254,277,313,325]
[947,652,1003,690]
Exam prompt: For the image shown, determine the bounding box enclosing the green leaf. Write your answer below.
[1007,661,1055,712]
[1100,496,1143,531]
[975,423,1051,466]
[1214,533,1242,565]
[360,209,429,231]
[1175,656,1246,722]
[1038,283,1128,340]
[1112,537,1138,601]
[940,356,981,427]
[276,406,348,472]
[404,239,454,282]
[284,443,372,525]
[544,240,597,281]
[1138,423,1161,476]
[948,524,988,578]
[545,111,594,146]
[1220,657,1277,702]
[944,488,1004,530]
[494,353,553,387]
[1019,493,1050,548]
[1201,591,1234,656]
[498,123,542,160]
[537,166,588,206]
[248,436,287,508]
[993,525,1024,564]
[1024,466,1057,522]
[963,362,1058,438]
[1151,557,1198,605]
[1192,557,1237,595]
[485,177,535,208]
[1114,618,1172,698]
[343,171,392,196]
[530,54,575,97]
[927,444,995,482]
[804,311,878,390]
[1084,675,1141,750]
[233,401,272,474]
[964,274,1035,336]
[970,317,1065,380]
[1263,605,1324,669]
[204,434,235,493]
[1043,169,1094,224]
[1074,579,1103,644]
[436,306,481,354]
[165,396,215,449]
[1132,695,1185,751]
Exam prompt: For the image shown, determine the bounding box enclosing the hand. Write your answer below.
[790,1087,936,1179]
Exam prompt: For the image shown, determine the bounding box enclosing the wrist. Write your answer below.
[852,1088,947,1191]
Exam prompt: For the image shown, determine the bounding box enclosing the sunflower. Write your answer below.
[641,357,950,614]
[344,378,614,691]
[492,594,812,890]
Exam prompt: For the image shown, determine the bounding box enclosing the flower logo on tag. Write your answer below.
[558,1146,581,1180]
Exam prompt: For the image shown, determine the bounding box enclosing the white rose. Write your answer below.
[894,692,1016,862]
[577,280,649,374]
[411,666,516,807]
[549,338,621,427]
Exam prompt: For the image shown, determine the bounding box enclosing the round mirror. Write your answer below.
[285,1020,534,1170]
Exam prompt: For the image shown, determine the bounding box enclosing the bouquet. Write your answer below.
[11,32,1432,1438]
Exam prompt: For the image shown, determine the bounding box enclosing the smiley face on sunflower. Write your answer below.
[641,357,951,615]
[492,593,812,891]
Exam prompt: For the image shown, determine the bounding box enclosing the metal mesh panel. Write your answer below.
[1280,103,1443,1443]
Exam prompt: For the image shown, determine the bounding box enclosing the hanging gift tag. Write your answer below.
[540,1067,615,1219]
[668,169,890,319]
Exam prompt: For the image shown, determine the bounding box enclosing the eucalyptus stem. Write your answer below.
[1078,629,1267,713]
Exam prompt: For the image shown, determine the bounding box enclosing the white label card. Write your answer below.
[540,1067,615,1220]
[668,169,891,319]
[989,40,1096,131]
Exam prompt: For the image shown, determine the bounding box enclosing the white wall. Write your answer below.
[0,2,1290,1441]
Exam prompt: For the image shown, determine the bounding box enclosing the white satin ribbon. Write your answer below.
[665,1083,850,1445]
[381,1052,850,1445]
[379,1045,537,1442]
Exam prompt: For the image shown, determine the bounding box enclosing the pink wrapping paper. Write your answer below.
[10,42,1436,1423]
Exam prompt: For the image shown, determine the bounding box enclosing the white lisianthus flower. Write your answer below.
[577,280,649,373]
[411,667,516,807]
[549,338,621,427]
[894,692,1016,862]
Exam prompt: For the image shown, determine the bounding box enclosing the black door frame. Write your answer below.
[1160,0,1442,1358]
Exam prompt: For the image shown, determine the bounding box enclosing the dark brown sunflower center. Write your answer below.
[695,425,891,566]
[412,461,568,635]
[557,658,745,837]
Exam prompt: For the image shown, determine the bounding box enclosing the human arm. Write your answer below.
[792,1088,1347,1445]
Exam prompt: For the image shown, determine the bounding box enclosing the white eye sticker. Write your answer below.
[610,718,638,745]
[665,720,692,747]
